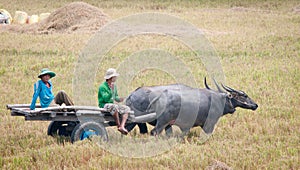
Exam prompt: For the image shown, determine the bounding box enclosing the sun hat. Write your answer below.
[38,68,56,78]
[104,68,119,79]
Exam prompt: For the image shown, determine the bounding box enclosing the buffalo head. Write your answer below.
[221,84,258,110]
[204,77,258,112]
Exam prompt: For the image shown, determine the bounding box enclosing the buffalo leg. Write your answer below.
[137,123,148,134]
[165,125,173,137]
[179,127,191,138]
[125,123,137,132]
[150,116,172,136]
[125,123,148,134]
[149,120,173,136]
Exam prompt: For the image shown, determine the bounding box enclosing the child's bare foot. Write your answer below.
[118,127,128,135]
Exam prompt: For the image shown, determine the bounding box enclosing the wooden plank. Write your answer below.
[25,114,79,121]
[7,104,41,109]
[11,108,29,116]
[7,104,133,114]
[14,106,108,114]
[8,106,109,115]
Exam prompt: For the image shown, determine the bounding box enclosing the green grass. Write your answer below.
[0,0,299,169]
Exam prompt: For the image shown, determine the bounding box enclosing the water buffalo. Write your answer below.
[126,78,258,136]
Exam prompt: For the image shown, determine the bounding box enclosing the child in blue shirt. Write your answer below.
[30,68,73,110]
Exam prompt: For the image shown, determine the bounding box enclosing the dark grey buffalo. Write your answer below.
[126,78,258,136]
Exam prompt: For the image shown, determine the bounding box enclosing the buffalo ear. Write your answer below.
[220,93,227,99]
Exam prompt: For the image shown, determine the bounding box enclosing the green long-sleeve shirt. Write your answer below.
[98,81,120,108]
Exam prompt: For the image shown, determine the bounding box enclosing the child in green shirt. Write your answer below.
[98,68,129,135]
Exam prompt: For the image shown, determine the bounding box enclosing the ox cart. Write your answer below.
[6,104,155,142]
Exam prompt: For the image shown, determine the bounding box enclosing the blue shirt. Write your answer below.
[30,80,55,110]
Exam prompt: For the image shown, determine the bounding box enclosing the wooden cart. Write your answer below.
[6,104,156,142]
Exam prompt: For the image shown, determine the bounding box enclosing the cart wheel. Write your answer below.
[71,122,108,143]
[47,121,79,137]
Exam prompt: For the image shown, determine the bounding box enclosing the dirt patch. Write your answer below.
[0,2,109,34]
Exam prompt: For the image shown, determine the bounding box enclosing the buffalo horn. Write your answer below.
[221,83,233,92]
[213,78,225,93]
[204,77,211,90]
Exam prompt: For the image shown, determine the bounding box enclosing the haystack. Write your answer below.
[0,2,109,34]
[38,2,109,33]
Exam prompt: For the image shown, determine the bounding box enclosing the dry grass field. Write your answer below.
[0,0,299,169]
